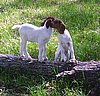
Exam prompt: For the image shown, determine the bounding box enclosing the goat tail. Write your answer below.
[12,25,21,29]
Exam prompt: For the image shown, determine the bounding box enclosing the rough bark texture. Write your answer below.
[0,54,75,77]
[0,54,100,96]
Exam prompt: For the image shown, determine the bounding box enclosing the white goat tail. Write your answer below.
[12,25,21,29]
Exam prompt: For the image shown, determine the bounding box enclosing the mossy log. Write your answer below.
[0,54,100,95]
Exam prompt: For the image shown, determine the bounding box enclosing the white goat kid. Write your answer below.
[12,19,53,61]
[55,29,76,62]
[51,19,76,62]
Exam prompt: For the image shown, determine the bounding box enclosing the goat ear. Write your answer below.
[41,19,46,26]
[41,16,55,26]
[46,19,52,29]
[59,23,65,34]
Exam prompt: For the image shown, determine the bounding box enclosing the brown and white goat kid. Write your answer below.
[12,17,55,61]
[52,19,76,63]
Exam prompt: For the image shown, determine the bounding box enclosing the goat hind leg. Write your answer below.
[20,40,32,60]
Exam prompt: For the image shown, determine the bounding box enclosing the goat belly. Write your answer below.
[26,30,39,42]
[27,34,38,42]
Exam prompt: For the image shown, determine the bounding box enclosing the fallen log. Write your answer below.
[0,54,100,95]
[56,60,100,96]
[0,54,76,77]
[0,54,100,76]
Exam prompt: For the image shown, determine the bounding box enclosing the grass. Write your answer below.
[0,0,99,61]
[0,0,100,95]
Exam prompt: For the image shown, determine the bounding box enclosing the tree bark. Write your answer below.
[0,54,100,77]
[0,54,75,77]
[0,54,100,95]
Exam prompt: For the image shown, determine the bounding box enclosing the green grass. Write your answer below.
[0,0,100,95]
[0,0,99,61]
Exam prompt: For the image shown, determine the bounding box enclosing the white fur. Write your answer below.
[12,23,52,61]
[55,29,75,62]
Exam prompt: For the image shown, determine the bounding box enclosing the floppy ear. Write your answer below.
[41,19,46,26]
[59,23,65,34]
[46,19,52,29]
[41,16,55,26]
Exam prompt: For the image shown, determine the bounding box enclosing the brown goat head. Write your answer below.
[51,19,65,34]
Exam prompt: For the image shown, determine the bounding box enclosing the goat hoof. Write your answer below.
[20,56,26,60]
[44,59,47,61]
[43,57,48,61]
[61,59,65,62]
[28,57,33,61]
[69,59,77,65]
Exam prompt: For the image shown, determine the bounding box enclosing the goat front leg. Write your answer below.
[60,46,67,62]
[38,44,44,61]
[42,44,48,61]
[55,44,61,61]
[61,50,67,62]
[69,42,77,63]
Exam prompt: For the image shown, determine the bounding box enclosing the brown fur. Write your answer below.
[51,19,65,34]
[46,19,52,29]
[41,17,66,34]
[41,16,55,26]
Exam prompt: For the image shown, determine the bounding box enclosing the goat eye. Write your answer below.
[67,42,70,46]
